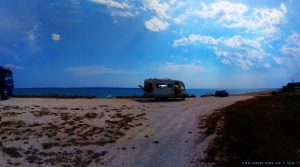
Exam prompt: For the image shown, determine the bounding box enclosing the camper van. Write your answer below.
[0,66,14,100]
[139,78,187,100]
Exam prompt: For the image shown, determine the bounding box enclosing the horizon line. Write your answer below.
[14,86,280,89]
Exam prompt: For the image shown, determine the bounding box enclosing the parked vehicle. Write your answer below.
[214,90,229,97]
[0,66,14,100]
[139,78,187,100]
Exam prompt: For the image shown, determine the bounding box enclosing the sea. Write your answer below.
[13,87,274,98]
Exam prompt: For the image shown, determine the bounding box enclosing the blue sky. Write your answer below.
[1,0,300,88]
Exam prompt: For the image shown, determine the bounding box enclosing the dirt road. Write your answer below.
[0,96,253,167]
[102,96,253,167]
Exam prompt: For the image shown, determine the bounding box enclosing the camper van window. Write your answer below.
[168,84,173,88]
[4,75,13,81]
[156,84,168,88]
[181,84,185,90]
[145,82,153,92]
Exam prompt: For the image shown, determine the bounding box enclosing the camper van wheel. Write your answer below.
[181,97,185,100]
[155,98,159,101]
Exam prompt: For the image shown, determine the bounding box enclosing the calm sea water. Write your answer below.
[13,87,274,98]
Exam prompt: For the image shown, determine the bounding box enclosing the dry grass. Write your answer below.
[202,94,300,166]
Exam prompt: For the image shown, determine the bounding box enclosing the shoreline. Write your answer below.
[10,89,277,99]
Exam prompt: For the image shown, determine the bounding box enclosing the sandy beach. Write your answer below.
[1,96,253,167]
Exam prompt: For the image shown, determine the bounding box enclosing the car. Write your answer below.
[0,66,14,100]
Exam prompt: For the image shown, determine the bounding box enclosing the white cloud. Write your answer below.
[198,1,248,22]
[142,0,170,19]
[90,0,130,9]
[273,57,283,64]
[168,0,176,5]
[65,66,133,75]
[174,34,262,51]
[173,34,219,47]
[52,33,61,41]
[280,3,288,13]
[110,11,134,18]
[173,17,182,24]
[221,59,231,65]
[145,17,169,32]
[279,32,300,70]
[90,0,135,19]
[174,34,266,69]
[280,32,300,58]
[26,24,39,42]
[197,1,287,38]
[88,0,287,35]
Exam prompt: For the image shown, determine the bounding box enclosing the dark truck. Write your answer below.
[0,66,14,100]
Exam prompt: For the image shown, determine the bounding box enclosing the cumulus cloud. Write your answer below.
[279,32,300,70]
[110,11,134,18]
[280,32,300,58]
[65,66,133,75]
[173,34,265,69]
[197,1,287,38]
[198,1,248,22]
[88,0,287,35]
[174,34,262,51]
[52,33,61,41]
[280,3,288,13]
[221,59,231,65]
[90,0,130,9]
[173,34,219,47]
[273,57,283,64]
[145,17,169,32]
[90,0,134,19]
[142,0,170,19]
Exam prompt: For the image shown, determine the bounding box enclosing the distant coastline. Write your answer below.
[12,87,276,98]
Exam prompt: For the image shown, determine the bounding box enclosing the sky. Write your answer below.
[1,0,300,88]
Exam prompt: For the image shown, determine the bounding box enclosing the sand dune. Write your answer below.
[1,96,253,167]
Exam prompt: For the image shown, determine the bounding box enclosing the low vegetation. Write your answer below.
[2,147,21,158]
[203,94,300,166]
[12,94,96,99]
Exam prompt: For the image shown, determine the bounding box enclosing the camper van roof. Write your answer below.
[0,66,12,72]
[145,78,183,82]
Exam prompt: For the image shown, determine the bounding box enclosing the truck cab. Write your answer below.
[0,66,14,100]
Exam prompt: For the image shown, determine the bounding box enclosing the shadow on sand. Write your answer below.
[133,98,186,103]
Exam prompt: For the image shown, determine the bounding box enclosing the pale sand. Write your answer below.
[0,96,253,167]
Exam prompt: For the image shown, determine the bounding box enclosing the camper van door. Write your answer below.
[177,82,182,95]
